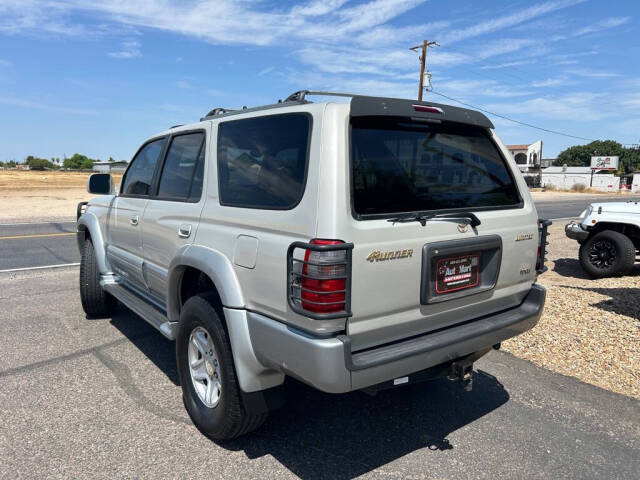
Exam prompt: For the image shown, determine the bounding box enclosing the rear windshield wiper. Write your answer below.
[387,212,481,228]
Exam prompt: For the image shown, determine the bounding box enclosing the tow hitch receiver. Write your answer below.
[448,360,474,391]
[446,348,493,392]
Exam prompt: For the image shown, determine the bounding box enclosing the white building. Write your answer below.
[92,161,127,173]
[632,172,640,193]
[541,166,620,192]
[506,140,543,173]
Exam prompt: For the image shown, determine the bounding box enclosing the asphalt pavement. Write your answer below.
[0,221,77,271]
[0,266,638,479]
[534,196,640,219]
[4,197,640,272]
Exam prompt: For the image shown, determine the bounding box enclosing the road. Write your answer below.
[0,221,77,271]
[534,196,640,219]
[2,196,639,272]
[0,266,637,479]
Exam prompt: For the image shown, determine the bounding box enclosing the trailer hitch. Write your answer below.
[448,361,474,391]
[446,347,493,392]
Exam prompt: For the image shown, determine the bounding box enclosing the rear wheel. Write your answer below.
[176,295,267,440]
[579,230,635,278]
[79,238,114,318]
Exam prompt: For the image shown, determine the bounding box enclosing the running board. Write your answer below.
[103,282,177,340]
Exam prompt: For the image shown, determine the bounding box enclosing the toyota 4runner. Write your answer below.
[77,91,549,440]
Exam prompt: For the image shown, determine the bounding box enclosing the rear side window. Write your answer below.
[217,113,310,209]
[351,117,520,217]
[122,137,166,196]
[157,132,205,201]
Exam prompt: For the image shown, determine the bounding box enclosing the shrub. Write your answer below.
[571,183,587,192]
[544,183,557,191]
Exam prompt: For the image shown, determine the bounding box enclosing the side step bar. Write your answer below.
[103,282,177,340]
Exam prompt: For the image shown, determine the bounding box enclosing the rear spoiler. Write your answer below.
[349,95,494,129]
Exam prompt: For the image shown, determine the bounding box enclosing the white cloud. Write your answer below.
[480,60,535,70]
[531,77,570,88]
[567,69,622,79]
[574,16,630,36]
[439,0,586,44]
[173,80,193,89]
[0,95,95,115]
[257,66,276,77]
[108,39,141,58]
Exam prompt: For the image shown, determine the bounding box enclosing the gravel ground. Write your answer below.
[503,223,640,399]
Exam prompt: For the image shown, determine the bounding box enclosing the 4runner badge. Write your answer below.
[366,249,413,262]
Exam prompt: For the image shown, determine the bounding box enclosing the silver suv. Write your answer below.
[77,91,549,440]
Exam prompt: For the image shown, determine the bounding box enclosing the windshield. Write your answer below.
[351,117,521,217]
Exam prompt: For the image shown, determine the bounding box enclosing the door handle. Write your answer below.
[178,224,192,238]
[129,215,139,226]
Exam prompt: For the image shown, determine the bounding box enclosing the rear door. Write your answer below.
[107,137,166,292]
[141,129,207,306]
[344,110,539,351]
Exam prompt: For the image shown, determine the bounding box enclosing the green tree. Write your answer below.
[27,158,57,170]
[25,155,58,170]
[554,140,640,175]
[63,153,94,170]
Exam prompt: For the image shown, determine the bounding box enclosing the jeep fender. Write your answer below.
[77,212,111,274]
[168,245,284,392]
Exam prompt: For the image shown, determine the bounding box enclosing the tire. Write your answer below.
[79,238,114,318]
[579,230,636,278]
[176,294,267,440]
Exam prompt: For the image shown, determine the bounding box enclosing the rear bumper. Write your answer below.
[565,222,589,242]
[247,284,546,393]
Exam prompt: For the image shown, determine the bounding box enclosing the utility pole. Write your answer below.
[410,40,439,101]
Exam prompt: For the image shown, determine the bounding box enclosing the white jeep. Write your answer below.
[566,201,640,277]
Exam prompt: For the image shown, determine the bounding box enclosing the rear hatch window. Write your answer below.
[351,117,521,217]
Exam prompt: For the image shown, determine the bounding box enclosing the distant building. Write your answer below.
[631,171,640,193]
[92,161,127,173]
[505,140,543,173]
[540,158,554,168]
[541,166,620,192]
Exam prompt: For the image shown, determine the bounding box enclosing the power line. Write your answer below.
[430,90,638,147]
[429,90,597,141]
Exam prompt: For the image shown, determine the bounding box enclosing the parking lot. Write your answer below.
[1,224,639,479]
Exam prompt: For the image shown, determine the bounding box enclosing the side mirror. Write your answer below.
[87,173,115,195]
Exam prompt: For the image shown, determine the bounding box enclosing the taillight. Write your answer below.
[536,219,552,273]
[287,239,353,319]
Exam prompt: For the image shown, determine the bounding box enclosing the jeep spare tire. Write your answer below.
[579,230,635,278]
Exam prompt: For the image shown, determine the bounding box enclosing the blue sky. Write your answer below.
[0,0,638,162]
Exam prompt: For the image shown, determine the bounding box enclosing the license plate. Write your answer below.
[435,253,481,294]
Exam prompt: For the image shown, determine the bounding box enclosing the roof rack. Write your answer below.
[283,90,358,102]
[203,107,240,117]
[200,90,359,121]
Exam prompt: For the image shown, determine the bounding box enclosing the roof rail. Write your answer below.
[199,90,359,122]
[284,90,358,102]
[204,107,239,118]
[169,124,184,129]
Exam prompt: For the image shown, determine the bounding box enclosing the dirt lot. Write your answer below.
[0,170,122,222]
[503,223,640,399]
